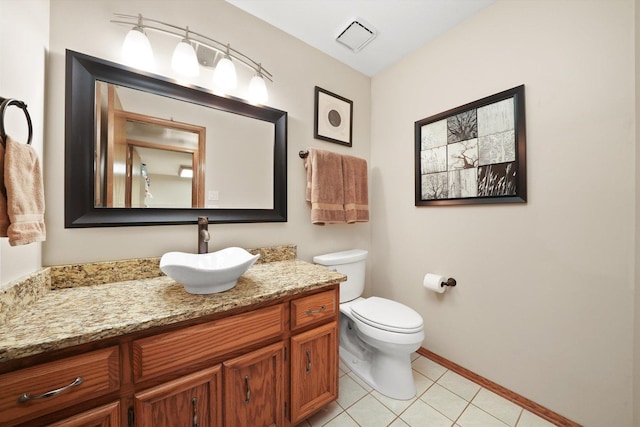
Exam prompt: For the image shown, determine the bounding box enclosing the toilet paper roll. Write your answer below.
[423,273,446,293]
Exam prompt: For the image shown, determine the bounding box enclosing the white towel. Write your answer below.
[2,135,46,246]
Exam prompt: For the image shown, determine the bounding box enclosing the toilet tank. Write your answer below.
[313,249,368,303]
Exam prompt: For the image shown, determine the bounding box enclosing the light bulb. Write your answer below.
[248,73,268,104]
[172,39,200,77]
[122,27,155,72]
[213,55,237,93]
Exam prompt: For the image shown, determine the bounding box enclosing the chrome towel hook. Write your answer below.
[0,97,33,146]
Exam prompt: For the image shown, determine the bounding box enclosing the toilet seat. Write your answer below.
[351,297,423,334]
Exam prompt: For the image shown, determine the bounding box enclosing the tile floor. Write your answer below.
[297,353,558,427]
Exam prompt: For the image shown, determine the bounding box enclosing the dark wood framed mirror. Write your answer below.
[65,50,287,227]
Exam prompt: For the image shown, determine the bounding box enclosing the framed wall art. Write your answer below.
[414,85,526,206]
[314,86,353,147]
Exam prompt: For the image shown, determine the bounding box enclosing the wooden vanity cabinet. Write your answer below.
[132,342,285,427]
[0,285,339,427]
[223,342,284,427]
[129,289,338,427]
[289,291,339,425]
[290,323,338,424]
[130,304,286,427]
[134,365,222,427]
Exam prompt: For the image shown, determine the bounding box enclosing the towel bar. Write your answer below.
[299,150,309,159]
[0,97,33,146]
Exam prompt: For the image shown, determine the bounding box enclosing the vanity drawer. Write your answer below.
[133,304,286,383]
[291,290,337,331]
[0,346,120,425]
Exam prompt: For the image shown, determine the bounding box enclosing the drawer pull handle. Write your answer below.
[305,349,312,373]
[244,375,251,404]
[306,305,327,315]
[17,377,83,403]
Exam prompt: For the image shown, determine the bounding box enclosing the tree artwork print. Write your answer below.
[414,85,526,206]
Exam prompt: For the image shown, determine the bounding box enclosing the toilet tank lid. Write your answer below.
[313,249,368,266]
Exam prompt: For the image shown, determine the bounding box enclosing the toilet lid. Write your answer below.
[350,297,424,333]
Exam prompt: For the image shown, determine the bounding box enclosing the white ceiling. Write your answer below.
[226,0,496,77]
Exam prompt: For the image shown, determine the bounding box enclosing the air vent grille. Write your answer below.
[336,20,376,52]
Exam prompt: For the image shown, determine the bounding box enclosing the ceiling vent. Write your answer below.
[336,20,376,53]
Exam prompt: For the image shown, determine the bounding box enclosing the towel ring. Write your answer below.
[0,97,33,146]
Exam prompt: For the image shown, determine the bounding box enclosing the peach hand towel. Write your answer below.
[342,154,369,223]
[4,135,46,246]
[0,139,8,236]
[305,149,346,225]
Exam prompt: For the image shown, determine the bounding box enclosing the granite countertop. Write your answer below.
[0,256,345,363]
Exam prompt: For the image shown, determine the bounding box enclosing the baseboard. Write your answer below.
[417,347,582,427]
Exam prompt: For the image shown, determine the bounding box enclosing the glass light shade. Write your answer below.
[172,40,200,78]
[212,56,238,93]
[248,74,268,104]
[122,27,155,71]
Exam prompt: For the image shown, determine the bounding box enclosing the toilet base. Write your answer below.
[340,345,417,401]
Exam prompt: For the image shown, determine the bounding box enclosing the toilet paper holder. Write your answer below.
[441,278,457,288]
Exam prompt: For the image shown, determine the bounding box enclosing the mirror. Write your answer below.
[65,50,287,227]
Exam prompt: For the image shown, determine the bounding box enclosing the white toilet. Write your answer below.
[313,249,424,400]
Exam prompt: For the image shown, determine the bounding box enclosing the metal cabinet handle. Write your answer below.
[17,377,83,403]
[305,349,312,373]
[244,375,251,404]
[192,397,199,427]
[305,305,326,315]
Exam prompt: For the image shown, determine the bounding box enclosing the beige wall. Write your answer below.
[371,0,635,425]
[0,0,49,287]
[44,0,371,266]
[11,0,640,424]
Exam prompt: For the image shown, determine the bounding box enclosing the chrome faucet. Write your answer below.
[197,216,210,254]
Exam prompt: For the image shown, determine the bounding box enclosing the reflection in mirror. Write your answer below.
[96,81,205,208]
[65,50,287,227]
[133,147,193,208]
[95,82,274,209]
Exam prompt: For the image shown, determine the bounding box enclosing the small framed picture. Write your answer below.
[314,86,353,147]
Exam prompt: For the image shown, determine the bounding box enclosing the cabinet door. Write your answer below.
[48,400,121,427]
[290,322,338,424]
[223,342,284,427]
[134,365,222,427]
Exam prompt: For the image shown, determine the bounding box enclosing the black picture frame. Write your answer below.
[414,85,526,206]
[314,86,353,147]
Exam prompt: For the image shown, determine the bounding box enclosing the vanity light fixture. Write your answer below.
[171,27,200,78]
[121,14,155,72]
[179,166,193,178]
[248,64,268,105]
[112,13,273,102]
[212,44,238,92]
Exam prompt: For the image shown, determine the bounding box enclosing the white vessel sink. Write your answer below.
[160,247,260,294]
